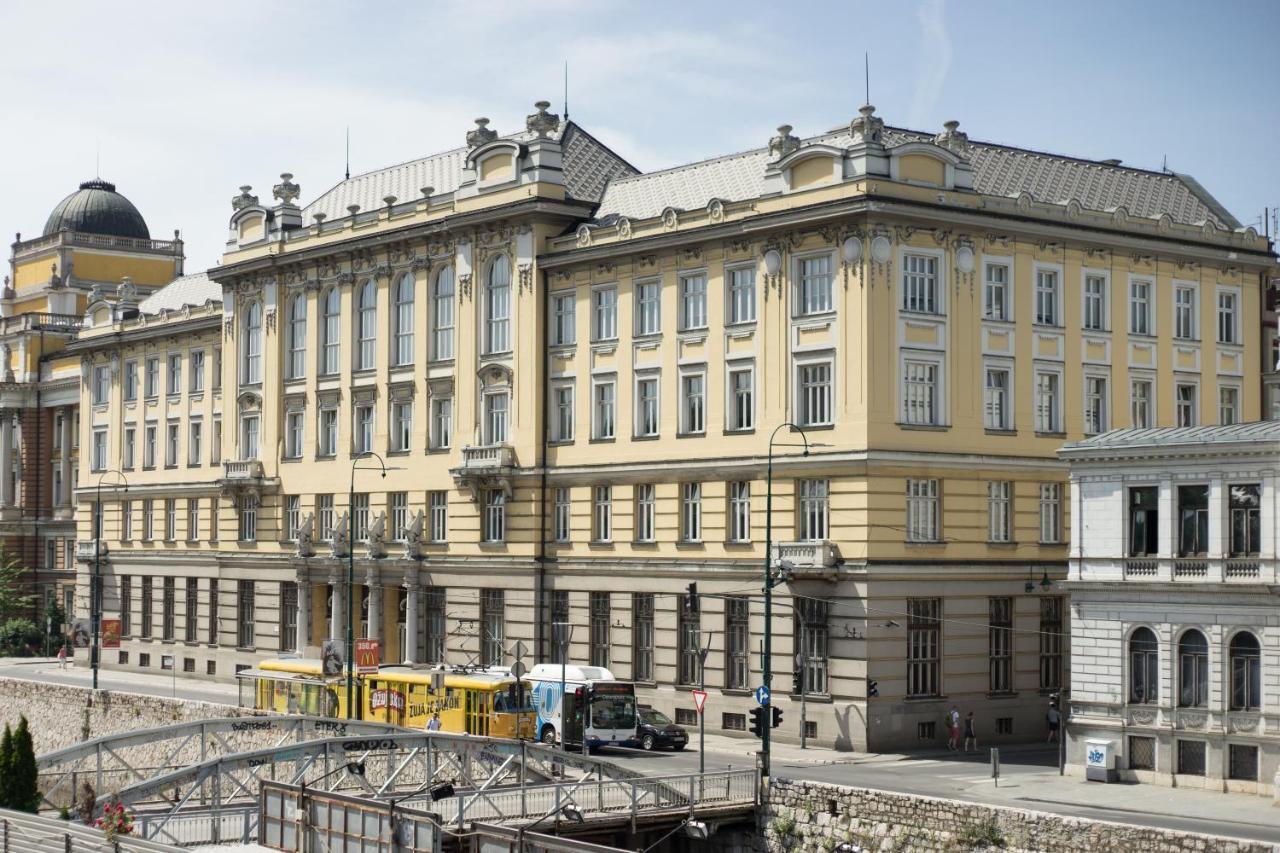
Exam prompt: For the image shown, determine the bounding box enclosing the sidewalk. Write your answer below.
[695,729,1051,766]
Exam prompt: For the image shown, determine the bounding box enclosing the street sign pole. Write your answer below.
[697,642,710,775]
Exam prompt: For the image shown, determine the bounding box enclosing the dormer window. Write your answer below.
[241,301,262,384]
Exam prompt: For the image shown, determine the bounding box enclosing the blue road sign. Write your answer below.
[754,685,771,706]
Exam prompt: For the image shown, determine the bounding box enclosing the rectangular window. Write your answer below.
[424,587,445,663]
[553,487,571,543]
[208,578,218,645]
[589,592,610,668]
[592,485,612,543]
[1040,596,1064,690]
[635,375,660,437]
[316,494,334,541]
[725,596,750,689]
[1219,386,1238,426]
[484,392,508,445]
[188,420,202,465]
[432,269,455,360]
[1218,291,1238,344]
[1035,371,1061,433]
[186,498,199,542]
[121,500,133,541]
[145,356,159,398]
[677,595,700,685]
[592,286,617,342]
[799,362,832,426]
[1178,740,1207,776]
[123,427,136,470]
[167,354,182,396]
[284,495,300,542]
[797,479,829,541]
[901,254,937,314]
[1229,484,1261,557]
[485,267,511,355]
[1229,744,1259,782]
[634,484,655,543]
[987,481,1011,543]
[1175,285,1196,339]
[119,575,131,636]
[1130,279,1153,335]
[140,576,153,638]
[551,292,576,346]
[551,384,574,442]
[92,365,110,406]
[902,360,937,425]
[394,282,414,368]
[906,479,939,542]
[237,580,255,648]
[211,418,221,464]
[800,254,834,315]
[162,577,175,640]
[907,598,941,697]
[480,590,504,666]
[984,366,1010,430]
[184,577,198,643]
[727,364,754,431]
[728,267,756,324]
[430,398,452,450]
[592,378,615,440]
[91,428,107,472]
[796,598,829,695]
[1129,487,1159,556]
[983,262,1008,321]
[351,493,369,541]
[280,411,302,460]
[1085,375,1108,434]
[680,372,705,434]
[212,346,222,391]
[428,491,448,542]
[354,405,374,455]
[989,597,1013,693]
[1178,485,1209,556]
[280,582,298,652]
[240,414,259,460]
[123,360,138,402]
[1176,383,1197,427]
[632,593,654,682]
[1129,736,1156,771]
[388,492,408,541]
[1039,483,1062,544]
[482,489,505,543]
[391,401,412,452]
[728,481,751,543]
[143,498,154,540]
[165,421,179,467]
[1083,274,1106,331]
[1131,379,1153,429]
[680,483,702,542]
[238,494,258,542]
[679,273,707,330]
[635,279,661,336]
[1035,269,1059,325]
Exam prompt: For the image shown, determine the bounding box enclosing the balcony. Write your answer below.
[222,460,264,481]
[459,444,515,470]
[451,444,516,501]
[75,540,106,562]
[772,541,842,580]
[219,459,277,497]
[1120,557,1274,584]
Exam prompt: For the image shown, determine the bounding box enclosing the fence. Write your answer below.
[0,808,181,852]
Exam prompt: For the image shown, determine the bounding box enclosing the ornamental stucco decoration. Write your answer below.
[575,224,593,248]
[1015,191,1034,213]
[1111,206,1129,227]
[518,263,533,293]
[849,104,884,144]
[466,117,497,149]
[661,208,679,230]
[870,235,892,265]
[707,198,724,223]
[933,120,968,155]
[272,173,300,205]
[617,217,632,239]
[231,186,258,211]
[1064,199,1082,221]
[955,244,975,274]
[525,101,560,138]
[768,125,800,160]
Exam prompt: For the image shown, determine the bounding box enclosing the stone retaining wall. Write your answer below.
[763,778,1276,852]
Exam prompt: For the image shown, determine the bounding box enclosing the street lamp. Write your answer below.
[92,470,128,691]
[639,818,709,852]
[517,801,583,851]
[761,422,829,778]
[347,452,387,719]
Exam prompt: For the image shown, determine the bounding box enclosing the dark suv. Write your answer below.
[635,706,688,751]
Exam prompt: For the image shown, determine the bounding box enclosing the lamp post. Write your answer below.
[762,422,825,778]
[347,453,387,719]
[517,802,583,852]
[92,470,128,691]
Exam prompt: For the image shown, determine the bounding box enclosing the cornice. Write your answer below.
[64,314,221,355]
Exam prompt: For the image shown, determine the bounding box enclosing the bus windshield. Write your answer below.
[589,690,636,730]
[493,682,536,714]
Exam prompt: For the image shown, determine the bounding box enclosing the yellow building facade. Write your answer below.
[73,104,1276,750]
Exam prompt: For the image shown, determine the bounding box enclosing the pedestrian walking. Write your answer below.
[946,705,960,751]
[1046,702,1061,743]
[57,643,68,670]
[426,712,442,731]
[963,711,977,752]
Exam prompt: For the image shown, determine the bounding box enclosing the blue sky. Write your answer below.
[1,0,1276,270]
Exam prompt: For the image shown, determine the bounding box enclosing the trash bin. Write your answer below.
[1085,738,1117,782]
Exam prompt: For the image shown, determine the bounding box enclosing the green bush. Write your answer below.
[957,816,1005,849]
[0,618,40,656]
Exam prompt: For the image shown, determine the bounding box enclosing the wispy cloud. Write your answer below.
[907,0,952,128]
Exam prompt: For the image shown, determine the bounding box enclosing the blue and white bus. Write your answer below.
[526,664,637,750]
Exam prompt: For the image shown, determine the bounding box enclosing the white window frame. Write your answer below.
[391,400,413,452]
[123,360,138,402]
[1081,269,1108,332]
[1173,281,1198,341]
[428,491,448,542]
[634,484,656,543]
[241,301,262,384]
[1130,375,1155,429]
[797,478,829,542]
[900,352,944,426]
[550,290,576,347]
[1039,483,1063,544]
[144,356,159,398]
[983,361,1013,431]
[167,353,182,397]
[190,349,205,394]
[1032,263,1063,327]
[901,250,943,316]
[1175,379,1199,427]
[728,481,751,543]
[188,419,202,466]
[1129,275,1154,336]
[906,478,940,543]
[286,293,307,380]
[550,381,575,443]
[92,365,110,406]
[482,489,505,543]
[678,272,708,331]
[726,360,755,432]
[1083,372,1110,435]
[680,482,702,543]
[355,279,378,371]
[634,278,661,337]
[726,265,757,325]
[987,481,1011,543]
[165,421,180,467]
[1217,287,1240,345]
[982,257,1012,322]
[795,251,836,317]
[484,257,512,355]
[795,356,834,428]
[483,390,510,445]
[553,487,571,543]
[634,371,661,438]
[320,287,341,375]
[592,284,617,342]
[432,265,455,361]
[240,413,260,460]
[591,375,616,441]
[679,366,707,435]
[393,272,415,367]
[318,407,338,457]
[285,410,304,459]
[592,485,612,543]
[429,396,452,450]
[354,403,375,455]
[1219,383,1240,426]
[1034,366,1063,434]
[91,428,108,472]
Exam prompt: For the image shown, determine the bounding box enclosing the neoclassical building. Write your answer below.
[1060,423,1279,796]
[73,101,1277,751]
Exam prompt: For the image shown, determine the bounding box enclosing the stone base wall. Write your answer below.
[762,778,1274,853]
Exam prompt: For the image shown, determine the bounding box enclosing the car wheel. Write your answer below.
[541,726,557,746]
[672,742,686,751]
[641,734,656,751]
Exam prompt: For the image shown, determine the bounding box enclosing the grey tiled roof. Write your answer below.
[304,123,637,222]
[593,125,1237,228]
[137,271,220,315]
[1060,422,1280,453]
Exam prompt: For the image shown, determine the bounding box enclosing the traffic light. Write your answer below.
[868,679,879,698]
[771,706,783,729]
[685,582,699,614]
[748,706,767,738]
[792,667,804,695]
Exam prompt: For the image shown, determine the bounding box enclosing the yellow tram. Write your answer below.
[237,659,536,739]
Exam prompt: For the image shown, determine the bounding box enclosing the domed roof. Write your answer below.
[43,179,150,240]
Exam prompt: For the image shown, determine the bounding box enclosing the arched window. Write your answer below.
[432,265,455,360]
[1178,629,1208,707]
[287,293,307,380]
[356,280,377,370]
[1129,627,1159,704]
[1230,632,1261,711]
[393,273,414,367]
[242,301,262,384]
[485,256,511,354]
[321,288,340,375]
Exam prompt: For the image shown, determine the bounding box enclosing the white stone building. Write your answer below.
[1060,423,1278,796]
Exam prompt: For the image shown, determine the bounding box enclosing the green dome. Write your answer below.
[43,179,150,240]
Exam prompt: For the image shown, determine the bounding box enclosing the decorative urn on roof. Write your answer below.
[231,186,258,211]
[466,117,498,149]
[849,104,884,144]
[526,100,561,138]
[768,125,800,159]
[272,173,301,205]
[934,120,969,155]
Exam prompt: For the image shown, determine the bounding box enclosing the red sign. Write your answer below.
[101,619,122,649]
[355,639,380,674]
[691,689,707,714]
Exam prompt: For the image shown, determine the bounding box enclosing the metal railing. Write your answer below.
[133,805,258,848]
[0,808,181,852]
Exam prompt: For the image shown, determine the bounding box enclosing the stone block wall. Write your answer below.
[762,778,1273,853]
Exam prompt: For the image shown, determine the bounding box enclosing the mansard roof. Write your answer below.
[137,271,220,315]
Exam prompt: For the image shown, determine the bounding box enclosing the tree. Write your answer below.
[42,595,65,655]
[9,716,38,813]
[0,722,13,809]
[0,544,33,626]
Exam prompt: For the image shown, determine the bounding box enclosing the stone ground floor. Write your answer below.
[74,553,1069,752]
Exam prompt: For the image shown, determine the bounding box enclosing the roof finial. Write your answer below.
[466,117,497,149]
[526,100,560,138]
[345,127,350,181]
[564,60,570,121]
[769,125,800,159]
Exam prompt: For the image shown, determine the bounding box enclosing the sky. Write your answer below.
[1,0,1277,272]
